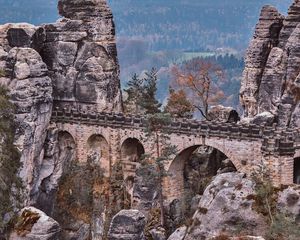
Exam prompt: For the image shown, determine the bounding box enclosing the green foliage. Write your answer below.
[124,68,161,115]
[124,73,144,114]
[251,163,277,223]
[265,213,300,240]
[252,163,300,240]
[0,85,22,234]
[140,68,162,114]
[0,69,5,77]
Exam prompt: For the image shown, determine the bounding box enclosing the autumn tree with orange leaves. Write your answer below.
[164,87,194,119]
[171,58,226,120]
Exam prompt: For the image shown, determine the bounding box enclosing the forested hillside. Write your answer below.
[0,0,292,109]
[109,0,290,51]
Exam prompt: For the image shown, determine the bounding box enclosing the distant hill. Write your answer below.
[108,0,291,51]
[0,0,291,51]
[0,0,293,109]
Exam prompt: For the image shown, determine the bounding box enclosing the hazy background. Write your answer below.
[0,0,292,108]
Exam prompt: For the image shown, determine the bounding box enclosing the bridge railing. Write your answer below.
[51,107,298,156]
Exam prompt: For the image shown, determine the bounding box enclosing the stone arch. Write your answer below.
[58,131,76,171]
[164,143,237,229]
[87,134,110,175]
[165,144,237,203]
[120,138,145,179]
[294,157,300,184]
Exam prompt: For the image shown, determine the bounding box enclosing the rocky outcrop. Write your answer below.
[277,185,300,222]
[208,105,240,122]
[9,207,60,240]
[184,173,267,239]
[240,0,300,128]
[167,226,187,240]
[107,210,146,240]
[0,30,53,203]
[43,0,122,112]
[0,0,122,238]
[240,5,284,118]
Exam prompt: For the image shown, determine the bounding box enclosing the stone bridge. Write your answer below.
[51,107,299,202]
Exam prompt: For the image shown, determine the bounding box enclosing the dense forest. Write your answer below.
[109,0,290,51]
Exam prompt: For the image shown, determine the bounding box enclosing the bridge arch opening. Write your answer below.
[294,157,300,184]
[120,138,145,204]
[57,131,76,171]
[165,144,237,228]
[121,138,145,179]
[87,134,109,174]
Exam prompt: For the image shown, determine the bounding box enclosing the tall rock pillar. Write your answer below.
[42,0,122,112]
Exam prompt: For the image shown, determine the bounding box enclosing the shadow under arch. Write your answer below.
[57,130,76,171]
[165,144,237,204]
[121,137,145,179]
[164,144,237,231]
[87,134,110,175]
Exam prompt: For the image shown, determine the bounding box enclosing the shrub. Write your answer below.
[265,213,300,240]
[0,85,22,234]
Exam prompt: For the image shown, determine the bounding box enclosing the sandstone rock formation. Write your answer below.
[167,226,187,240]
[0,26,53,203]
[9,207,60,240]
[207,105,240,123]
[184,173,267,239]
[240,1,300,128]
[107,210,146,240]
[0,0,122,238]
[277,185,300,222]
[45,0,122,112]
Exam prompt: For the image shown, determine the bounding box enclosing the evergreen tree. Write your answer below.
[144,112,177,228]
[124,73,144,114]
[140,68,162,114]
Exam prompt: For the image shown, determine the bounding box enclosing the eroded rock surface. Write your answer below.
[0,42,53,204]
[185,173,267,240]
[108,210,146,240]
[277,185,300,222]
[240,1,300,128]
[0,0,122,238]
[9,207,60,240]
[44,0,122,112]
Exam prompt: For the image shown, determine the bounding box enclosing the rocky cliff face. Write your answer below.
[45,0,122,112]
[0,24,53,204]
[240,0,300,127]
[0,0,122,238]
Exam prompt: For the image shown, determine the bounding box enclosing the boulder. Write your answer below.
[207,105,240,122]
[277,186,300,222]
[9,207,60,240]
[108,210,146,240]
[167,226,187,240]
[184,173,267,240]
[150,227,166,240]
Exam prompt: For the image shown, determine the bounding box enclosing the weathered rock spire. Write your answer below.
[240,0,300,127]
[40,0,122,113]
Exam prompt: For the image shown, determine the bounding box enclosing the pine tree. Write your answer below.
[140,68,162,114]
[144,112,177,228]
[124,73,144,114]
